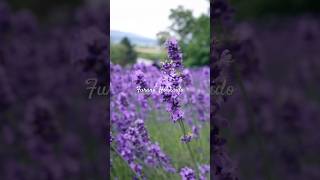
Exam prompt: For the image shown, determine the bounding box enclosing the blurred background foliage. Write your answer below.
[7,0,83,19]
[230,0,320,20]
[167,6,210,67]
[111,37,137,66]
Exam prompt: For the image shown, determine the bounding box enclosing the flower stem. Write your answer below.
[178,119,200,179]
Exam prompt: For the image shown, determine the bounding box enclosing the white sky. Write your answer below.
[111,0,209,39]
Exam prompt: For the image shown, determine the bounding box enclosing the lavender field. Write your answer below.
[110,39,210,179]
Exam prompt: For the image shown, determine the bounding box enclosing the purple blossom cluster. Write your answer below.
[155,38,186,123]
[180,167,196,180]
[111,63,177,178]
[165,38,183,69]
[179,164,210,180]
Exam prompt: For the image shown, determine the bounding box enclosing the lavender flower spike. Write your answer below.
[165,37,183,69]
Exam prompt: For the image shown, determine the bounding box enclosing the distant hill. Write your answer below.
[111,30,157,47]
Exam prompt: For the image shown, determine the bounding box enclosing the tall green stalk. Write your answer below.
[178,119,200,179]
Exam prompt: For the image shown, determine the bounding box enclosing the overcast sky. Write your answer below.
[110,0,209,39]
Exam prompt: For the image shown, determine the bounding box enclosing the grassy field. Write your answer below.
[135,46,166,61]
[135,46,162,54]
[111,111,210,180]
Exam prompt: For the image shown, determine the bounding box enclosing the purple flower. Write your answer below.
[165,38,183,69]
[192,125,200,138]
[159,38,186,123]
[147,143,176,172]
[181,69,192,86]
[172,109,184,122]
[134,70,148,89]
[181,133,193,143]
[199,164,210,180]
[129,162,142,176]
[180,167,196,180]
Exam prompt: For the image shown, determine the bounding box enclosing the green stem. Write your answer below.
[111,162,118,179]
[178,119,200,179]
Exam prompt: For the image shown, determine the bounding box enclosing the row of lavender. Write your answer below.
[110,39,210,179]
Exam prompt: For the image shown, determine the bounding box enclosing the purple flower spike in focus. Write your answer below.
[158,38,186,123]
[165,37,183,69]
[180,167,196,180]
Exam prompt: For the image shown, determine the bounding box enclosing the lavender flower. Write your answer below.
[199,164,210,180]
[165,38,183,69]
[181,133,193,143]
[180,167,196,180]
[158,38,185,123]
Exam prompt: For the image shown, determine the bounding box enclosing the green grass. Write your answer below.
[111,111,210,179]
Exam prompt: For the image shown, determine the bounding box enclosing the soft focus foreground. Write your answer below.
[0,1,108,179]
[213,0,320,179]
